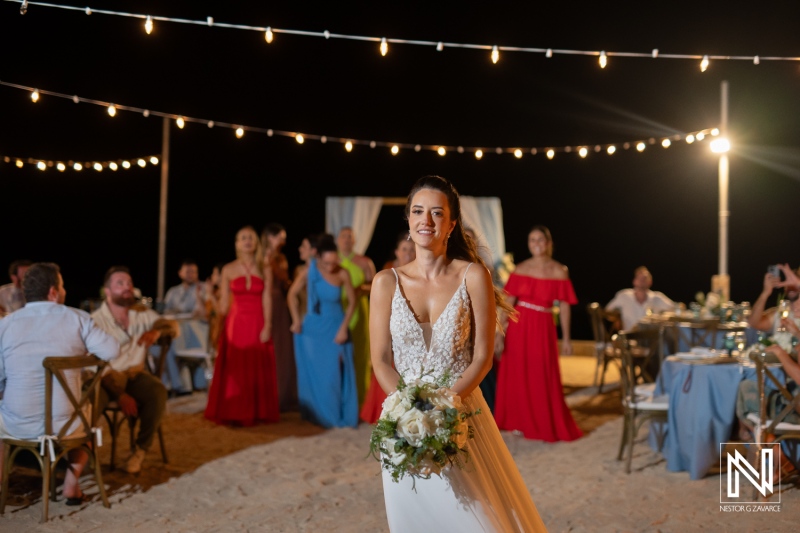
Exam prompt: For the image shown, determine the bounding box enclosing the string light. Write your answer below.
[122,160,131,169]
[295,133,305,144]
[93,162,103,171]
[31,89,39,102]
[710,138,730,153]
[107,104,116,117]
[636,142,646,152]
[37,161,46,170]
[599,51,607,69]
[3,79,717,162]
[578,147,588,158]
[73,163,82,170]
[57,162,66,171]
[10,3,800,70]
[607,145,616,155]
[4,153,160,173]
[491,45,499,64]
[661,139,671,148]
[513,149,523,159]
[109,162,118,170]
[150,156,159,165]
[15,160,23,168]
[700,55,709,72]
[711,128,720,136]
[265,26,273,43]
[380,37,388,57]
[390,145,399,155]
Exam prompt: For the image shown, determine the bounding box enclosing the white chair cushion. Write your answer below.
[746,412,800,432]
[625,394,669,411]
[175,348,210,359]
[634,383,656,397]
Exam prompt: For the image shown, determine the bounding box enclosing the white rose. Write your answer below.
[381,391,413,421]
[396,408,431,447]
[382,438,407,466]
[428,388,462,410]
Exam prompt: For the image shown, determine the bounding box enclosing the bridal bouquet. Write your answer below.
[369,373,480,483]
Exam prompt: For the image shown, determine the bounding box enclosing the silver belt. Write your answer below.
[517,301,553,313]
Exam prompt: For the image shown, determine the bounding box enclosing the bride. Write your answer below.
[370,176,547,532]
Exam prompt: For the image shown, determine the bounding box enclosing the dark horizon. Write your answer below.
[2,1,800,339]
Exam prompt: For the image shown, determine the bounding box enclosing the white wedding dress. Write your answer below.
[382,266,547,532]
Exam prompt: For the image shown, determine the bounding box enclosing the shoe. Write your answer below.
[125,448,146,474]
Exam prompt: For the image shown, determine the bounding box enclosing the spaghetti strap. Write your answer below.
[391,267,399,283]
[462,263,473,283]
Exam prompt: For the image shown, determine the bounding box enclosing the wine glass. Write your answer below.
[776,299,792,332]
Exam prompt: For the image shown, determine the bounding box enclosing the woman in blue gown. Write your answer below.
[288,235,358,428]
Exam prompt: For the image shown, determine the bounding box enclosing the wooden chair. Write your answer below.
[102,335,171,470]
[666,318,720,354]
[0,355,111,523]
[587,303,620,393]
[615,330,669,473]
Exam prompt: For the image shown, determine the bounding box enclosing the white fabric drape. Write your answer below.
[460,196,506,267]
[325,197,384,254]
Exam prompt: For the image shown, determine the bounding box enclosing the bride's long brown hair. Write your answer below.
[405,175,515,319]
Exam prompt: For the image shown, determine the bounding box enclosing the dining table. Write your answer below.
[649,353,786,480]
[638,312,758,354]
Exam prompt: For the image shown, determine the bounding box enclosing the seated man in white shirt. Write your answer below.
[0,259,32,316]
[91,266,177,474]
[162,260,209,394]
[0,262,119,504]
[606,266,676,331]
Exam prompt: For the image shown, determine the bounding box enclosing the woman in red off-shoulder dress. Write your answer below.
[494,225,582,442]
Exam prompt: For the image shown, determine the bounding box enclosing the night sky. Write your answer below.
[2,1,800,339]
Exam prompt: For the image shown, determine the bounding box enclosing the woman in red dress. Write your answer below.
[205,226,280,425]
[494,225,582,442]
[359,233,416,423]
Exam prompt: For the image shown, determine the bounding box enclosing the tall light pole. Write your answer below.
[711,81,731,299]
[157,117,170,303]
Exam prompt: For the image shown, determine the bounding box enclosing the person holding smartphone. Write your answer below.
[748,264,800,334]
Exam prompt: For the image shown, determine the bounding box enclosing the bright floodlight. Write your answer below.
[710,138,730,153]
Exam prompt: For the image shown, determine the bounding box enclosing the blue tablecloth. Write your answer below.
[650,359,761,480]
[162,319,209,392]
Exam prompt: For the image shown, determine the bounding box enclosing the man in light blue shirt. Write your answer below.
[0,263,119,503]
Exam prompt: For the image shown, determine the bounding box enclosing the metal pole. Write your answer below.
[157,117,170,303]
[718,81,729,283]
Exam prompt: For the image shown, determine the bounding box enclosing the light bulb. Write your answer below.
[700,55,709,72]
[57,162,66,172]
[661,139,671,148]
[122,160,131,169]
[437,146,446,156]
[546,149,555,160]
[74,162,82,171]
[652,49,659,58]
[137,159,146,167]
[436,41,444,52]
[15,160,23,168]
[636,142,646,152]
[143,110,150,117]
[475,149,483,160]
[109,162,118,171]
[37,161,46,170]
[235,127,244,138]
[514,149,523,159]
[320,136,327,144]
[107,105,117,117]
[208,121,215,128]
[607,145,616,155]
[145,15,153,35]
[31,90,40,103]
[711,128,720,136]
[753,55,760,65]
[697,132,705,141]
[176,117,185,129]
[369,141,376,149]
[150,156,159,165]
[265,26,274,43]
[380,37,388,57]
[599,51,607,69]
[94,163,103,171]
[710,138,730,153]
[295,134,305,144]
[578,147,588,158]
[391,145,399,155]
[491,45,499,64]
[345,141,353,152]
[686,134,695,144]
[414,145,421,152]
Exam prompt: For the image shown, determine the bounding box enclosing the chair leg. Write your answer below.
[626,414,637,474]
[0,442,12,515]
[91,444,111,509]
[617,414,629,461]
[598,358,609,394]
[41,453,51,523]
[157,426,168,464]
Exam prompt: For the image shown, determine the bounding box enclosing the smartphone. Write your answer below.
[767,265,781,278]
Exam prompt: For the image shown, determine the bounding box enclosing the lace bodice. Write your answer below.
[389,265,474,384]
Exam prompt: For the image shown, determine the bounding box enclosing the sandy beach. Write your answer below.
[2,354,797,532]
